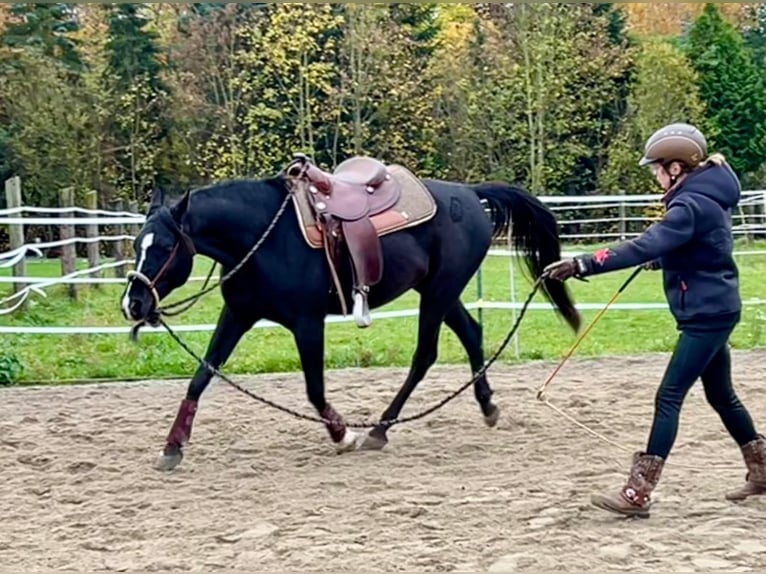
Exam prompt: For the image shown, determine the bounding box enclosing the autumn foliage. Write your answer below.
[623,2,750,37]
[0,3,764,211]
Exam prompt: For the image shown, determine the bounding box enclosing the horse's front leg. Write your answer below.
[292,318,360,453]
[156,305,255,471]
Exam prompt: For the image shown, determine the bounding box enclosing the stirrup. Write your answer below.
[353,288,372,328]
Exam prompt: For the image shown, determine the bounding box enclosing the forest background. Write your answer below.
[1,2,765,221]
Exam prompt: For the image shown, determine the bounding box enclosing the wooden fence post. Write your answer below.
[59,187,77,300]
[110,198,125,278]
[4,176,26,303]
[85,190,100,288]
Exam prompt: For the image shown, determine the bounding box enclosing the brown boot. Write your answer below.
[725,435,766,502]
[591,452,665,518]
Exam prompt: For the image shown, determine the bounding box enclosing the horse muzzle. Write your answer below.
[123,295,161,325]
[123,271,162,323]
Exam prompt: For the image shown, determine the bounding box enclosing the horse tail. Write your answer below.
[470,182,581,334]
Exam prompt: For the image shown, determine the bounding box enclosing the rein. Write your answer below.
[124,185,663,446]
[127,177,551,428]
[132,229,741,469]
[128,197,635,429]
[128,191,294,341]
[158,275,546,429]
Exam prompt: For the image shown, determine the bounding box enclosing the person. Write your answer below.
[544,122,765,518]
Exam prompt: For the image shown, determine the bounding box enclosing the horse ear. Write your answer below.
[148,187,164,214]
[151,187,164,206]
[171,190,191,224]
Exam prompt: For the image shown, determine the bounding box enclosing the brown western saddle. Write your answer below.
[285,154,403,328]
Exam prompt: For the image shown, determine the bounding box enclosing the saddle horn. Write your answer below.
[285,153,315,178]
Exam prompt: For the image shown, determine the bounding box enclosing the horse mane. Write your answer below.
[146,175,289,215]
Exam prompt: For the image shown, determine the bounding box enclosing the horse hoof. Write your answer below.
[483,404,500,428]
[335,430,361,454]
[358,427,388,451]
[155,448,183,471]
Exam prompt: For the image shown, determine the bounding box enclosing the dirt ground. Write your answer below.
[1,350,765,572]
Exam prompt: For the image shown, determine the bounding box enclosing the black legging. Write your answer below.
[646,325,758,458]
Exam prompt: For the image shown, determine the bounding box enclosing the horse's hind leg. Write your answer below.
[444,301,500,427]
[157,305,254,471]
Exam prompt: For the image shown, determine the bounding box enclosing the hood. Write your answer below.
[674,163,741,209]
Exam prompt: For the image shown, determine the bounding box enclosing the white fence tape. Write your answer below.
[3,299,765,336]
[0,235,133,265]
[0,205,143,218]
[0,216,143,225]
[0,274,212,285]
[1,193,765,340]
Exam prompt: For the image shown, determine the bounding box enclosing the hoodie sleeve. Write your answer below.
[580,202,696,276]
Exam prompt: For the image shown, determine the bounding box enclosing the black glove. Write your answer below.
[644,260,661,271]
[543,257,587,282]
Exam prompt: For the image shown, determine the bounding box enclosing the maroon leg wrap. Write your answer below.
[321,404,347,443]
[166,399,198,448]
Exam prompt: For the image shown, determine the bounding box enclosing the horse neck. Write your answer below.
[184,179,288,269]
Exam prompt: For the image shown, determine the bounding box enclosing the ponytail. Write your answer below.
[699,153,728,168]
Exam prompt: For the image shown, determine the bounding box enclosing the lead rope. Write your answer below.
[158,276,545,429]
[143,210,742,472]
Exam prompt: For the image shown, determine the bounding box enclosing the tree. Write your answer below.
[207,3,343,177]
[741,3,766,71]
[427,4,632,191]
[600,38,708,194]
[684,3,766,179]
[576,3,634,193]
[104,4,165,93]
[1,52,97,208]
[1,3,82,73]
[166,4,254,183]
[593,2,630,46]
[496,4,632,195]
[101,3,170,200]
[623,3,749,39]
[333,3,442,172]
[0,3,97,207]
[428,4,494,180]
[0,4,11,33]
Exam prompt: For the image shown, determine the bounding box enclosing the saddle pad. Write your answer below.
[291,164,438,249]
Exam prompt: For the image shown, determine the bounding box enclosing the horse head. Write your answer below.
[121,188,196,324]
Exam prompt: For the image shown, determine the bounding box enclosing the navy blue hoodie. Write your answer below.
[579,162,742,329]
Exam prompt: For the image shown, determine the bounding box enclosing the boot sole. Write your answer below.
[725,485,766,502]
[591,494,651,519]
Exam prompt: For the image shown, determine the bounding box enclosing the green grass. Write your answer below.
[1,242,765,384]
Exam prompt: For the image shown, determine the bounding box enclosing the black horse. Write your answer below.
[121,160,580,470]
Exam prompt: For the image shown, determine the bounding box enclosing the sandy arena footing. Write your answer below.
[1,350,765,571]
